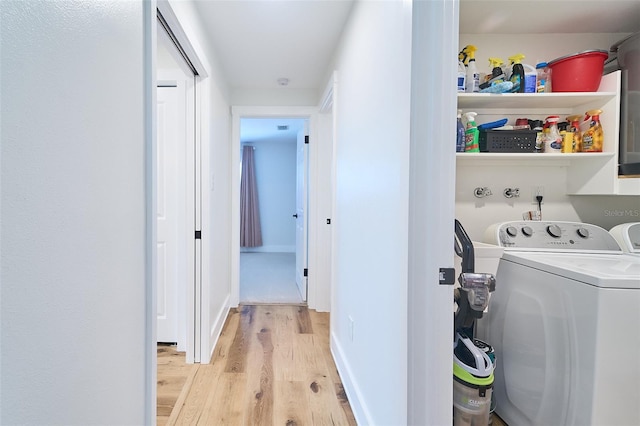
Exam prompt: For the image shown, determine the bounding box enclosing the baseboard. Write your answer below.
[330,332,373,425]
[206,293,231,363]
[240,245,295,253]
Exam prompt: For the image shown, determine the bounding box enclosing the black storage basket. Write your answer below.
[479,130,538,152]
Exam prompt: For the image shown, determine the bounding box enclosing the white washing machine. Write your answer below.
[478,221,640,426]
[610,222,640,255]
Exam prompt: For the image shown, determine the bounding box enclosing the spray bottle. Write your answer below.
[566,115,583,152]
[457,110,466,152]
[458,61,466,92]
[508,54,526,93]
[463,45,480,93]
[479,57,505,90]
[582,109,604,152]
[464,112,480,152]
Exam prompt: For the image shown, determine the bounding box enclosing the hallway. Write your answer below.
[158,305,356,425]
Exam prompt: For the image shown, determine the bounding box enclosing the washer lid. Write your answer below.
[610,222,640,254]
[502,252,640,289]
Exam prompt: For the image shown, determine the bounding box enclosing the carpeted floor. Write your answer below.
[240,252,303,304]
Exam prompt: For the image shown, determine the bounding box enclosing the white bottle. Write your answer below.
[465,58,480,93]
[458,61,466,92]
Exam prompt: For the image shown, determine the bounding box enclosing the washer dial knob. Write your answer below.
[547,224,562,238]
[577,227,590,238]
[506,226,518,237]
[522,226,533,237]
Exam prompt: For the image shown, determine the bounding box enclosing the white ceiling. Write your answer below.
[187,0,640,140]
[240,117,306,143]
[460,0,640,35]
[192,0,355,91]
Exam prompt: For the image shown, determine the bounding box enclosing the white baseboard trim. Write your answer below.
[206,293,230,363]
[330,332,373,425]
[240,245,295,253]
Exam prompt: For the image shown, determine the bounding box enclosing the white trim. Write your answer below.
[157,0,208,78]
[231,106,319,308]
[330,332,374,425]
[208,294,231,361]
[144,1,158,423]
[407,1,458,424]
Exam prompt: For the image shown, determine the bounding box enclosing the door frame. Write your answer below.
[155,0,209,363]
[231,106,329,310]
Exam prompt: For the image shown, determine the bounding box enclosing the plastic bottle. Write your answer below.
[566,115,583,152]
[508,54,526,93]
[542,115,562,153]
[582,109,604,152]
[523,63,537,93]
[464,112,480,152]
[464,45,480,93]
[456,110,466,152]
[458,61,466,92]
[536,62,550,93]
[479,57,505,90]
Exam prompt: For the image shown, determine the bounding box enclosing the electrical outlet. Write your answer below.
[532,186,544,204]
[348,316,354,342]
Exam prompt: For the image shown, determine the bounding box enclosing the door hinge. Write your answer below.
[326,218,331,224]
[304,135,309,144]
[195,230,201,240]
[304,268,308,277]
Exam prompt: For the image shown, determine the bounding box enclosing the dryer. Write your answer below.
[610,222,640,255]
[478,221,640,426]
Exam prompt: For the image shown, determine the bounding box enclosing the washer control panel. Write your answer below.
[484,221,623,252]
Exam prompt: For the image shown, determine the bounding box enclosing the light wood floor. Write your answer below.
[158,305,357,426]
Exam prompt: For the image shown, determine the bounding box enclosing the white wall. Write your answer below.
[1,1,151,423]
[242,141,297,253]
[456,32,640,240]
[328,2,412,424]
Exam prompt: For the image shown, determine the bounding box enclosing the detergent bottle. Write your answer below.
[457,110,466,152]
[542,116,562,153]
[479,57,505,90]
[567,115,583,152]
[582,109,604,152]
[463,45,480,93]
[464,112,480,152]
[508,54,526,93]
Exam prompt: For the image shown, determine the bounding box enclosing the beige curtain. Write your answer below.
[240,145,262,247]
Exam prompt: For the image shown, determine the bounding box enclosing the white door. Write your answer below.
[156,84,186,343]
[295,127,309,301]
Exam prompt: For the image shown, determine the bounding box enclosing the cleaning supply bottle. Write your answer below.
[464,45,480,93]
[567,115,583,152]
[508,54,526,93]
[542,116,562,153]
[456,110,466,152]
[458,61,466,92]
[536,62,550,93]
[582,109,604,152]
[479,57,505,90]
[464,112,480,152]
[523,63,537,93]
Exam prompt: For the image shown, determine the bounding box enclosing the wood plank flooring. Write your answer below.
[158,305,357,426]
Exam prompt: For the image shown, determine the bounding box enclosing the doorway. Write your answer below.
[155,8,198,360]
[239,117,308,304]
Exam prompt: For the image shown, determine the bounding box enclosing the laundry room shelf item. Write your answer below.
[456,71,638,195]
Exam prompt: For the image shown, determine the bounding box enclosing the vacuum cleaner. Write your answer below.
[453,220,496,426]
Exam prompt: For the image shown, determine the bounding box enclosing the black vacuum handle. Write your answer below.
[454,219,475,274]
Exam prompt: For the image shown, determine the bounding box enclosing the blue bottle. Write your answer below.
[456,110,466,152]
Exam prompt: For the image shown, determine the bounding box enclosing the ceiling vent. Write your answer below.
[277,125,289,131]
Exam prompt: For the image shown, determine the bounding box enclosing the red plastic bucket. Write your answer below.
[547,50,608,92]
